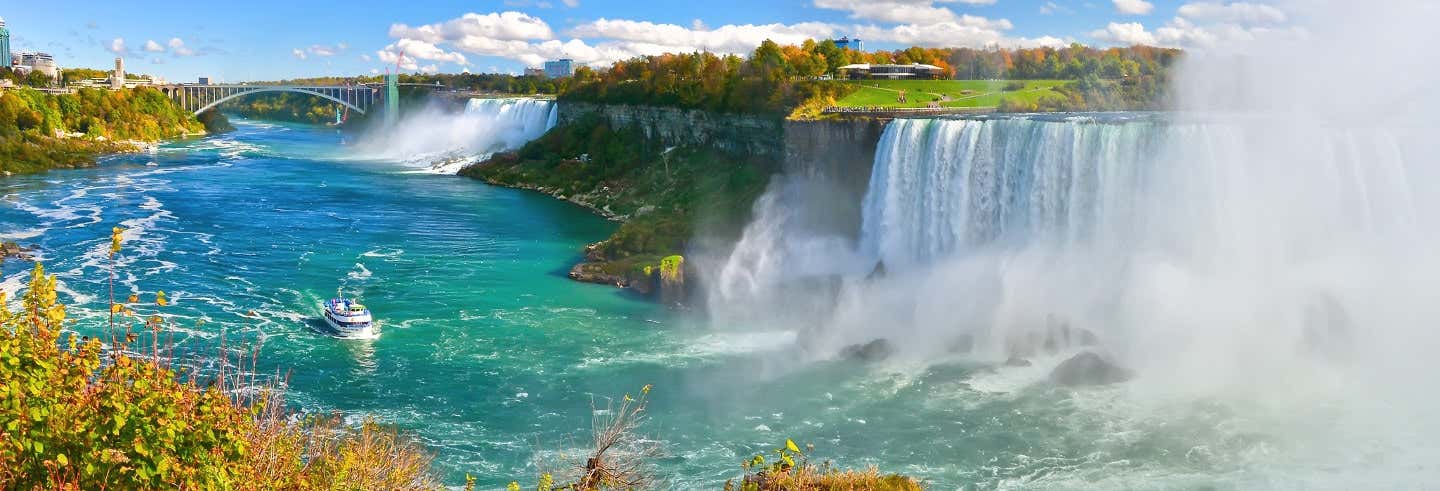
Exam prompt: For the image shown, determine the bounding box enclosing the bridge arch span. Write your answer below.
[187,87,369,116]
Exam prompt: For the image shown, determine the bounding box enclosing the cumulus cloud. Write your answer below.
[107,37,127,54]
[383,8,1067,71]
[568,19,835,54]
[389,11,554,44]
[377,38,470,70]
[1113,0,1154,15]
[168,38,195,56]
[291,48,308,60]
[813,0,999,24]
[1090,21,1157,45]
[1091,0,1300,51]
[143,40,164,52]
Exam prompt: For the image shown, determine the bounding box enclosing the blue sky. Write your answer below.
[2,1,1288,82]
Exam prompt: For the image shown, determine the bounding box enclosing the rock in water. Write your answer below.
[839,339,893,363]
[1049,352,1133,386]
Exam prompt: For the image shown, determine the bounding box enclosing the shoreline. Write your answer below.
[464,170,652,291]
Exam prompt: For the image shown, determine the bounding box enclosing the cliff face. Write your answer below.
[781,118,888,238]
[558,102,784,159]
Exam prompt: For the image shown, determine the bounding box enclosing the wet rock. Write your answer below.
[1004,357,1032,367]
[839,339,893,363]
[1049,351,1133,386]
[568,262,625,287]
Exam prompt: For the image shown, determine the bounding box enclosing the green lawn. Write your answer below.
[833,79,1070,109]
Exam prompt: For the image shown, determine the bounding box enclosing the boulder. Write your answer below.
[1049,351,1133,386]
[839,338,893,363]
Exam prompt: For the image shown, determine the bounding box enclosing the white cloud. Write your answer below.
[569,19,835,54]
[168,38,195,56]
[1113,0,1154,15]
[377,38,469,70]
[1089,21,1157,45]
[561,0,578,6]
[143,40,164,52]
[384,9,1068,71]
[291,48,308,60]
[389,11,554,44]
[1177,2,1287,24]
[1091,14,1296,50]
[360,53,372,62]
[419,64,440,74]
[107,37,126,54]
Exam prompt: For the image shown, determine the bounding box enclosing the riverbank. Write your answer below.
[0,87,221,175]
[459,110,773,301]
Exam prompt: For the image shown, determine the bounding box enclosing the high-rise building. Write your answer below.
[543,59,574,79]
[112,57,124,90]
[0,18,11,70]
[833,37,863,52]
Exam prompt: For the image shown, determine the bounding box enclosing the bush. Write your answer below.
[0,230,441,490]
[1002,80,1026,91]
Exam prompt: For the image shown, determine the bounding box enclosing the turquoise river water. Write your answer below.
[0,119,1393,489]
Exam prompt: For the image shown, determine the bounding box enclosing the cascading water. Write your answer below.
[708,3,1440,483]
[354,97,557,174]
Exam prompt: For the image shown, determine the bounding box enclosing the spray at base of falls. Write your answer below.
[354,98,557,174]
[711,113,1440,391]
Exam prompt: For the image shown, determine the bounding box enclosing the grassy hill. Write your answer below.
[833,79,1068,109]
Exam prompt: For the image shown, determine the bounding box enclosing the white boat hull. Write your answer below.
[322,305,378,339]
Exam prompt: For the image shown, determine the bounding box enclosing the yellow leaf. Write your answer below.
[56,453,68,466]
[786,439,800,453]
[110,304,123,314]
[127,294,138,303]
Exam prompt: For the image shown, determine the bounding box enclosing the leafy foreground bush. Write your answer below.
[0,239,439,489]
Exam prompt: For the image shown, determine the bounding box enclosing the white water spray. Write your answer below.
[354,98,557,174]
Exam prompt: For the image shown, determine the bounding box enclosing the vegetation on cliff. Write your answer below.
[559,40,1178,115]
[0,87,203,174]
[460,112,770,286]
[558,41,857,117]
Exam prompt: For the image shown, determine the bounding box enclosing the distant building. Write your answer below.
[16,52,58,79]
[197,77,211,85]
[0,18,11,70]
[543,59,574,79]
[523,67,545,78]
[833,37,863,51]
[112,57,124,90]
[838,63,944,80]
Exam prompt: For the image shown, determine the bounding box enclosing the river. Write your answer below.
[2,116,1429,489]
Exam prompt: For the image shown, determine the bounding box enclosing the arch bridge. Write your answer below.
[158,84,382,116]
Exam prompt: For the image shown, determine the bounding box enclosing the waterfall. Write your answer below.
[355,97,557,174]
[708,113,1440,394]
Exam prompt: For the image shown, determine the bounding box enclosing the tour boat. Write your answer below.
[322,289,377,339]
